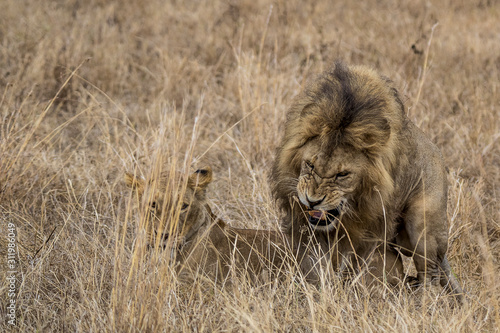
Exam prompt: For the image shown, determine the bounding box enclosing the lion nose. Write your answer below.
[305,195,325,209]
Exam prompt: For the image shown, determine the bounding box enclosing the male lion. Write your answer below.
[125,167,291,283]
[271,61,463,299]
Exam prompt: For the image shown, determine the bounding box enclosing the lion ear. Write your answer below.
[344,117,391,152]
[188,167,213,190]
[125,172,145,195]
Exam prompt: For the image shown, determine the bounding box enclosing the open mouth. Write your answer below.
[307,206,342,227]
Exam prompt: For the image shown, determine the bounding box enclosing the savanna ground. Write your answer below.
[1,0,499,331]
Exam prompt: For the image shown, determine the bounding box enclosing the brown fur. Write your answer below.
[271,61,463,300]
[125,167,291,283]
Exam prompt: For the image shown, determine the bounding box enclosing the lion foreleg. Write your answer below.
[439,256,464,302]
[367,245,405,286]
[402,210,447,287]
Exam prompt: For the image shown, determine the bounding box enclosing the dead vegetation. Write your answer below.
[0,0,499,331]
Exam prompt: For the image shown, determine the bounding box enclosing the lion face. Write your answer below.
[296,139,367,231]
[271,62,401,235]
[125,167,213,248]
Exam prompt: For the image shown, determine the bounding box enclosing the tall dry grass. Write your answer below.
[0,0,499,331]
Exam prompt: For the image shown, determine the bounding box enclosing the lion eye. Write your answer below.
[336,171,350,178]
[150,201,157,209]
[181,203,189,210]
[305,160,314,170]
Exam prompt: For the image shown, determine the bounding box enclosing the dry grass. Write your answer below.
[0,0,499,331]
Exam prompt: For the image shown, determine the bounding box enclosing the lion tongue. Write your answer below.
[308,210,326,220]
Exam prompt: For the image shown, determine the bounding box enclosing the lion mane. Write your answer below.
[271,61,463,299]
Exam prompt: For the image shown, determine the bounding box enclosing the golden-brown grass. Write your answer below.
[0,0,499,331]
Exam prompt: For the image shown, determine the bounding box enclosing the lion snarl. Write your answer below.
[271,61,463,299]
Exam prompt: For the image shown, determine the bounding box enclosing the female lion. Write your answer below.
[125,167,292,283]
